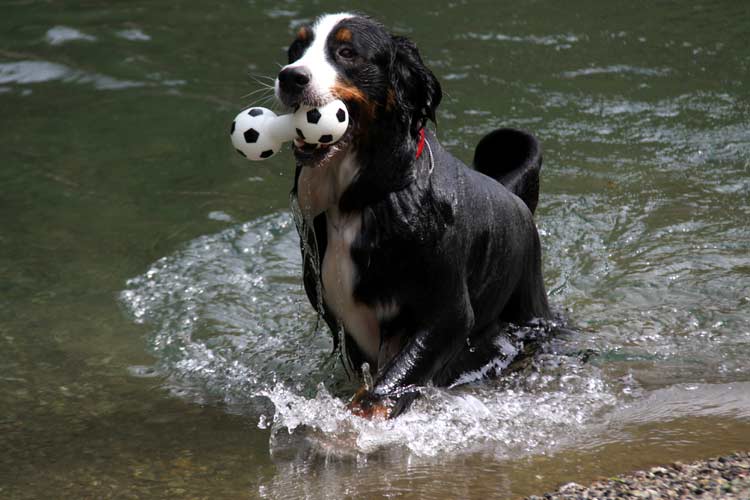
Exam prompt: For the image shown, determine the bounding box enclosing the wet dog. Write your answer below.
[276,13,551,418]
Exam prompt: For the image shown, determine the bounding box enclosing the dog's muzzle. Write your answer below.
[277,66,312,107]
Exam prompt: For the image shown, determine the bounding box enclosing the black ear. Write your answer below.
[390,35,442,136]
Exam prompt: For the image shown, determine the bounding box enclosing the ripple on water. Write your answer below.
[115,29,151,42]
[45,26,96,45]
[459,31,581,49]
[0,60,145,90]
[120,211,622,458]
[560,65,671,79]
[120,195,750,460]
[538,186,750,383]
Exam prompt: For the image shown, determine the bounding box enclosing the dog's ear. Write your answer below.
[390,35,442,135]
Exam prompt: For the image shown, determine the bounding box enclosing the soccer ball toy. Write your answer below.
[230,99,349,161]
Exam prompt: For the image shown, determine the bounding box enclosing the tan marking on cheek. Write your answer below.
[335,27,353,42]
[332,81,378,122]
[331,82,367,104]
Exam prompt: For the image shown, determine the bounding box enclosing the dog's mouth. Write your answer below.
[278,90,354,168]
[292,122,353,168]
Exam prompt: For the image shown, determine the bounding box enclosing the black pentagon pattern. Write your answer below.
[296,128,305,140]
[248,108,263,117]
[244,128,259,143]
[235,149,246,158]
[230,121,236,134]
[260,149,274,159]
[336,108,346,123]
[318,134,333,144]
[306,108,321,124]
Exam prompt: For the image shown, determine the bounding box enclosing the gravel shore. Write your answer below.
[526,452,750,499]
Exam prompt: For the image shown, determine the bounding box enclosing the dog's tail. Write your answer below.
[472,128,542,214]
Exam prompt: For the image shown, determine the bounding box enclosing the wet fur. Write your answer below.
[280,14,551,417]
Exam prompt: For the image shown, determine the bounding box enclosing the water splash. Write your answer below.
[265,357,617,459]
[120,211,621,458]
[120,212,341,407]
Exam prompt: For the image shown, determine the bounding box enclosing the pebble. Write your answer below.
[526,451,750,500]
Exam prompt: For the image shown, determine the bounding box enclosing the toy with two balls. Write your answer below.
[230,99,349,161]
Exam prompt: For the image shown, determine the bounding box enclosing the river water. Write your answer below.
[2,1,749,498]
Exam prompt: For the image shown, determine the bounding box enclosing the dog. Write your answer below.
[275,13,552,418]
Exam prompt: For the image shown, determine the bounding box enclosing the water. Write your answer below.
[2,1,749,498]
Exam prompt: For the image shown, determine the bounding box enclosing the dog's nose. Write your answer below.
[278,66,311,94]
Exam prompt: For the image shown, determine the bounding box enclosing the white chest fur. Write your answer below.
[296,152,393,364]
[321,211,381,362]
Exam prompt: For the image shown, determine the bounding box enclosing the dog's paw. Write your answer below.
[346,387,394,420]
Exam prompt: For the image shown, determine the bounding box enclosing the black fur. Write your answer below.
[285,15,551,416]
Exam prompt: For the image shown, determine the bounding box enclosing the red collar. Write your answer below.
[415,128,426,159]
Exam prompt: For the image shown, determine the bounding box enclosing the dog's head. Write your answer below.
[276,13,442,170]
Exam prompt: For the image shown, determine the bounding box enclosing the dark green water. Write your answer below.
[2,1,749,498]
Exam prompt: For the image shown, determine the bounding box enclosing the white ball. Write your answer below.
[230,107,282,161]
[293,99,349,146]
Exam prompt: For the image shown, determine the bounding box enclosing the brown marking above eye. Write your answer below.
[335,27,352,42]
[296,26,311,41]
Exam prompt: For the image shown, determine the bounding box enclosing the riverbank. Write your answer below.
[526,452,750,499]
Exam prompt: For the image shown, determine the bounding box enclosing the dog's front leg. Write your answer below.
[348,295,475,419]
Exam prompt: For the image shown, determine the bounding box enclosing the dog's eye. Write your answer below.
[337,47,356,59]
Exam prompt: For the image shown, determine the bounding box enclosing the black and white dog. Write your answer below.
[275,13,551,418]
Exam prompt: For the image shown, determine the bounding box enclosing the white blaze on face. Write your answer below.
[275,12,353,104]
